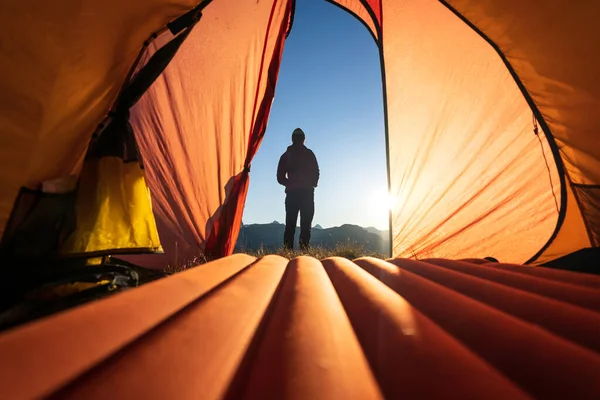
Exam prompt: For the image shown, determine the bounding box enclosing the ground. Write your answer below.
[240,241,386,260]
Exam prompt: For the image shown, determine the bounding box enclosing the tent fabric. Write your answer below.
[0,0,204,240]
[325,0,599,263]
[534,181,591,263]
[442,1,600,255]
[435,0,600,261]
[1,255,600,399]
[131,0,293,264]
[127,0,594,265]
[1,0,599,266]
[328,0,562,263]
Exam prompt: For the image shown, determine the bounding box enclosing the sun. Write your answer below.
[368,190,396,211]
[367,190,396,228]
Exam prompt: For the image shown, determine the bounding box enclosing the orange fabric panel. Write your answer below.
[532,181,591,264]
[443,0,600,186]
[322,257,529,399]
[441,0,600,258]
[131,0,291,264]
[205,0,292,258]
[0,253,255,400]
[378,0,560,262]
[0,0,201,237]
[2,255,600,398]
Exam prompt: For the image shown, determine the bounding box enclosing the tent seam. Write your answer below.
[322,0,379,44]
[375,2,394,258]
[91,0,212,139]
[286,0,296,38]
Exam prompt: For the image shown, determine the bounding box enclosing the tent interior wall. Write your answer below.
[0,0,599,271]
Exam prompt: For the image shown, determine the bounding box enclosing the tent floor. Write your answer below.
[0,257,167,332]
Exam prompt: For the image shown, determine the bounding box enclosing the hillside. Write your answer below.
[236,221,390,255]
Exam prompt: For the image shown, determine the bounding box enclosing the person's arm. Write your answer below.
[276,154,288,186]
[311,150,320,188]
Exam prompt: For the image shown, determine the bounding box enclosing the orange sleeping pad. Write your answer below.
[0,255,599,399]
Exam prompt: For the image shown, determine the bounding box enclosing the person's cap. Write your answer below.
[292,128,305,139]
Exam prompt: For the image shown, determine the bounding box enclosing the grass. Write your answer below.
[165,241,385,274]
[164,253,209,274]
[237,241,386,261]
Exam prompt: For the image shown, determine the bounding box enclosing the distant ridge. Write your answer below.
[236,222,389,254]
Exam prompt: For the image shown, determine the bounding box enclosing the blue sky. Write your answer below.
[242,0,388,229]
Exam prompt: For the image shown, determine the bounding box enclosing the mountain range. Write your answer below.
[236,221,390,254]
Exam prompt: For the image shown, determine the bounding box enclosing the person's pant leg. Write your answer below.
[284,193,299,249]
[299,191,315,250]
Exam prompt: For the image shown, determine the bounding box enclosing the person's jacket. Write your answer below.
[276,143,319,193]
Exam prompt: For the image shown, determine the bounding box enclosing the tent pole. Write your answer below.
[376,7,393,259]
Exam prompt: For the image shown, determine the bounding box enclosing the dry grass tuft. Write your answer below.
[165,241,385,274]
[237,241,385,261]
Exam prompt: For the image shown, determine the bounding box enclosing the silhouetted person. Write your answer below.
[277,128,320,250]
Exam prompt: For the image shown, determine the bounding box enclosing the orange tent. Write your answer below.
[3,3,600,396]
[0,0,598,266]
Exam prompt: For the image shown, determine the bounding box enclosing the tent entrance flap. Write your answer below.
[323,0,597,263]
[370,0,561,263]
[0,1,213,260]
[131,0,293,265]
